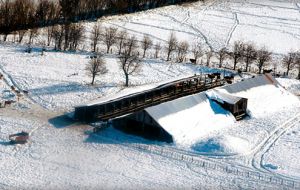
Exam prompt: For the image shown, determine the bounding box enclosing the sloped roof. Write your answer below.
[205,90,245,105]
[144,75,279,145]
[145,92,236,145]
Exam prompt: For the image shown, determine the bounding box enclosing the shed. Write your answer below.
[205,90,248,120]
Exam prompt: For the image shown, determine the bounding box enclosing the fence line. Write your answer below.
[131,143,298,189]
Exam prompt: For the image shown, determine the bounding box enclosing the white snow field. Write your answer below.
[95,0,300,56]
[0,43,223,111]
[0,110,293,190]
[82,0,300,77]
[1,0,300,189]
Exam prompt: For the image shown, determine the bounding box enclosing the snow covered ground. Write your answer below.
[0,43,224,111]
[0,107,298,189]
[96,0,300,55]
[1,0,300,189]
[81,0,299,76]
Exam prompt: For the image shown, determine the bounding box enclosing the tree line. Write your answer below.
[1,22,300,86]
[0,0,200,37]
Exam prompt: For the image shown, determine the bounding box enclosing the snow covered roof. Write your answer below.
[144,74,299,146]
[145,92,236,145]
[205,90,245,105]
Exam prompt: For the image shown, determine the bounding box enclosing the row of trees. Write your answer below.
[2,22,300,86]
[215,41,300,78]
[0,0,199,36]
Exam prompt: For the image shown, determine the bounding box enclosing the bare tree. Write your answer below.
[90,23,101,52]
[257,47,272,74]
[103,26,118,53]
[141,35,153,58]
[229,41,244,70]
[86,56,108,85]
[119,35,141,87]
[154,42,162,59]
[192,42,203,64]
[217,47,228,68]
[35,0,51,27]
[68,23,84,51]
[206,51,213,67]
[282,52,296,76]
[18,30,27,43]
[177,41,189,63]
[0,0,13,41]
[116,29,128,55]
[243,43,257,72]
[28,28,39,44]
[46,26,55,46]
[53,25,64,50]
[165,32,177,61]
[295,52,300,80]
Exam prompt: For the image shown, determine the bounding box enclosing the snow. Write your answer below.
[97,0,300,55]
[277,77,300,96]
[0,112,281,189]
[205,89,243,104]
[0,0,300,188]
[146,92,236,146]
[0,44,225,111]
[147,75,300,157]
[263,120,300,178]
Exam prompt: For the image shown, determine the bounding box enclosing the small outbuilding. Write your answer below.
[206,90,248,120]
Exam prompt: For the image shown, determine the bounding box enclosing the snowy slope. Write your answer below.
[93,0,300,55]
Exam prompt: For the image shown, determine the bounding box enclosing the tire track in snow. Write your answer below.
[92,132,298,189]
[225,12,239,46]
[0,64,49,110]
[158,12,214,51]
[295,2,300,13]
[251,113,300,181]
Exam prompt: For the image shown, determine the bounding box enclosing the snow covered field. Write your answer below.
[1,0,300,189]
[81,0,300,77]
[1,110,293,189]
[97,0,300,55]
[0,43,222,111]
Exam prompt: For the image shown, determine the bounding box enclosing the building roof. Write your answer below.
[144,75,276,146]
[205,90,245,105]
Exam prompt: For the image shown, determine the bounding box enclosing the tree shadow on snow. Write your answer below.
[29,83,118,96]
[48,114,78,129]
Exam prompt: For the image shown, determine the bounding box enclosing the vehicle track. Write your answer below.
[225,12,239,46]
[92,132,299,189]
[251,113,300,181]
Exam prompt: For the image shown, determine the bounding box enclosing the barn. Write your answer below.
[111,75,276,144]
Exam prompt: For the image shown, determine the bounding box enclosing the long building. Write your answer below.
[112,74,279,143]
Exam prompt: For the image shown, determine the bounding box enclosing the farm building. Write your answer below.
[74,74,225,122]
[111,74,275,144]
[205,90,248,120]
